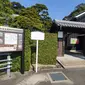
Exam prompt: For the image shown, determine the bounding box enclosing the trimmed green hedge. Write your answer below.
[11,31,57,71]
[24,29,31,70]
[11,29,31,71]
[11,53,21,72]
[32,33,57,65]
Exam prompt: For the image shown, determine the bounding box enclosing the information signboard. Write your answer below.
[31,31,44,40]
[0,26,23,52]
[31,31,45,73]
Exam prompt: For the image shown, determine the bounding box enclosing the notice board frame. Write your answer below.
[0,26,25,74]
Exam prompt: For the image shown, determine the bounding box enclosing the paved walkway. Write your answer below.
[57,54,85,68]
[0,68,85,85]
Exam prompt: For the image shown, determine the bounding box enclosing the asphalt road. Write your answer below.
[36,68,85,85]
[0,68,85,85]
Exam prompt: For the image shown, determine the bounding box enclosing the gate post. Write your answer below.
[58,31,63,57]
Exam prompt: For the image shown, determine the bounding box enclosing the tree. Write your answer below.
[75,3,85,10]
[32,3,48,13]
[63,3,85,20]
[0,0,14,25]
[11,2,25,14]
[10,7,44,31]
[0,0,13,14]
[6,2,52,32]
[32,4,52,32]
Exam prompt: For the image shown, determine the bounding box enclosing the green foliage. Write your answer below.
[32,33,57,65]
[9,16,31,29]
[0,0,52,32]
[70,6,85,17]
[0,0,14,25]
[32,4,52,32]
[9,51,21,72]
[20,7,44,31]
[11,56,21,72]
[11,29,31,71]
[64,3,85,20]
[41,17,52,32]
[11,1,25,14]
[19,4,52,32]
[24,29,31,70]
[0,0,13,14]
[32,3,48,13]
[10,7,44,31]
[0,17,5,25]
[0,0,53,71]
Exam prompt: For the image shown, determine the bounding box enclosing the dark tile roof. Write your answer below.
[54,20,85,28]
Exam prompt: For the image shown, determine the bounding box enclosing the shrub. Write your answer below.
[11,55,21,72]
[31,33,57,65]
[11,31,57,71]
[24,29,31,70]
[11,29,31,71]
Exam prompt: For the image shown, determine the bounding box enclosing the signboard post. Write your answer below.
[36,40,38,73]
[31,31,45,73]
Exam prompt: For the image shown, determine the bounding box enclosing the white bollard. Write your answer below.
[7,55,11,77]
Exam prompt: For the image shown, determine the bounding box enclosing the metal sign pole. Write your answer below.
[31,31,45,73]
[36,40,38,73]
[21,29,25,74]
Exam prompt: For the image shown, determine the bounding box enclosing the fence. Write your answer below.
[0,53,12,77]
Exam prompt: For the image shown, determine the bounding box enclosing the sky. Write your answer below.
[10,0,85,20]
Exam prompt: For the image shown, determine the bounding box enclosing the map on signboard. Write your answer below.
[5,33,17,44]
[0,32,3,44]
[0,39,3,44]
[70,38,78,44]
[0,32,3,37]
[0,26,23,52]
